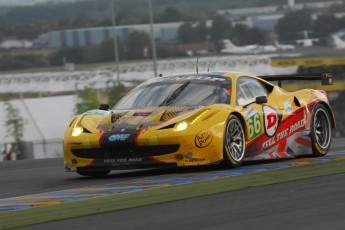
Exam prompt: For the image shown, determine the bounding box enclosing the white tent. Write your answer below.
[0,95,76,158]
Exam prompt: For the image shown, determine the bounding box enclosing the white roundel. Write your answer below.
[263,105,279,137]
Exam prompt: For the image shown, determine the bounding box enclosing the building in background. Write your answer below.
[47,22,182,49]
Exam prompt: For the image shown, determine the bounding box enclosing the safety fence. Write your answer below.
[0,139,63,161]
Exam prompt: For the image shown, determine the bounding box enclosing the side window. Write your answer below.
[236,77,267,106]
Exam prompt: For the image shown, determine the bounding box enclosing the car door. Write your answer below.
[237,76,287,159]
[236,77,267,144]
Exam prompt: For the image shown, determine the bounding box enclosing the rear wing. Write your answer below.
[258,73,333,87]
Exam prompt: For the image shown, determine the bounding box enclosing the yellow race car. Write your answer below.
[63,72,335,177]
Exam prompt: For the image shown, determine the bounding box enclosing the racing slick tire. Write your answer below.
[310,104,332,157]
[222,115,246,167]
[77,170,111,177]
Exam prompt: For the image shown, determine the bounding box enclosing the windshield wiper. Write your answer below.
[160,81,190,106]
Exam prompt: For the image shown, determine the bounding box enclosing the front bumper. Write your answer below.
[64,106,229,172]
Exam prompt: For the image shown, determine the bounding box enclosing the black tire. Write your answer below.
[310,104,332,157]
[77,170,110,177]
[222,115,246,167]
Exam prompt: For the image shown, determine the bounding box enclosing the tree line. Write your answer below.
[275,9,345,42]
[1,0,344,41]
[0,30,187,71]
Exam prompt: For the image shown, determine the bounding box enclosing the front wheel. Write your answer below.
[77,170,110,177]
[223,115,246,167]
[310,104,332,157]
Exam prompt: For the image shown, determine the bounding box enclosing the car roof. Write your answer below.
[154,71,275,88]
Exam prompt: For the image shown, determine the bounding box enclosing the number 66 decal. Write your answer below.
[247,113,262,140]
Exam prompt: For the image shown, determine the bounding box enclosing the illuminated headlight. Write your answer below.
[72,127,83,137]
[175,121,188,131]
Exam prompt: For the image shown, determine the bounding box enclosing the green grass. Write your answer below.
[1,159,345,229]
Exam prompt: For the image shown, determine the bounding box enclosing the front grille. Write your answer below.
[71,144,180,159]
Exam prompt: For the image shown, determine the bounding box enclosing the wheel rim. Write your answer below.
[314,109,331,149]
[225,119,245,161]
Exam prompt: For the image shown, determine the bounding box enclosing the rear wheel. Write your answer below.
[223,115,246,167]
[310,104,332,157]
[77,170,110,177]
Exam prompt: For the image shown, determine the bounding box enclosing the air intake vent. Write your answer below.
[111,112,127,123]
[160,110,179,121]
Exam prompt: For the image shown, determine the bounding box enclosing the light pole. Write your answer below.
[148,0,158,77]
[111,0,120,84]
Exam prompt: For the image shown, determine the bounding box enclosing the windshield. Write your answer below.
[114,75,232,109]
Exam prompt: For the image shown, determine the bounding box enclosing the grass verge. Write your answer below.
[1,159,345,229]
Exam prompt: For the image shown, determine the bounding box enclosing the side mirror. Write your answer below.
[255,96,267,104]
[99,103,110,111]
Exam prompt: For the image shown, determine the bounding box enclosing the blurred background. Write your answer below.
[0,0,344,160]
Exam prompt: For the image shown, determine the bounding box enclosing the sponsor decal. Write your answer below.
[155,75,227,82]
[109,134,130,141]
[262,137,276,150]
[261,118,306,150]
[284,101,293,115]
[104,158,142,164]
[263,105,280,137]
[134,112,151,116]
[195,130,213,148]
[276,128,288,141]
[289,119,305,133]
[186,158,206,163]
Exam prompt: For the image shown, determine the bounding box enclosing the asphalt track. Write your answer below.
[1,138,345,229]
[18,173,345,230]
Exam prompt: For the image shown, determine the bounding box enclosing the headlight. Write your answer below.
[175,121,188,131]
[72,127,83,137]
[70,115,84,137]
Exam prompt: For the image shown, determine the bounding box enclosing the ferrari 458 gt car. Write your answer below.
[64,71,335,177]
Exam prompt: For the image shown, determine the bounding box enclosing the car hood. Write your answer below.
[109,105,204,127]
[78,105,205,135]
